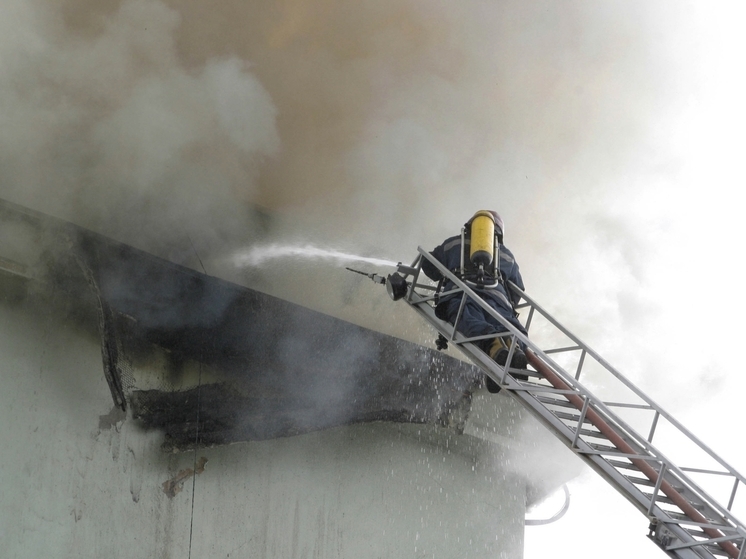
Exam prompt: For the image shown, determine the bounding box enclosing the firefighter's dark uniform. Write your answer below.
[421,234,527,352]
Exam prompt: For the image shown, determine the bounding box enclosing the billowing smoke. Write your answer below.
[3,0,732,405]
[4,0,740,415]
[0,0,279,264]
[1,0,670,261]
[5,3,746,555]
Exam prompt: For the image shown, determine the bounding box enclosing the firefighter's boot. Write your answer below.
[488,336,529,383]
[489,337,527,368]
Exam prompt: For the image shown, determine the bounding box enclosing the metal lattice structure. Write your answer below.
[390,247,746,559]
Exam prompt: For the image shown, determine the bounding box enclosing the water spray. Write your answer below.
[232,243,399,268]
[232,242,415,302]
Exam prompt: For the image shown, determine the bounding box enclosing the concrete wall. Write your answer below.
[0,283,532,559]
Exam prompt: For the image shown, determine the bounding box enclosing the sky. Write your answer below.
[1,1,745,557]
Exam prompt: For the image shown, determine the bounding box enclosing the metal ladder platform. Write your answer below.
[390,247,746,559]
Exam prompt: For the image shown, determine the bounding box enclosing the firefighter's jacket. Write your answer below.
[421,234,525,316]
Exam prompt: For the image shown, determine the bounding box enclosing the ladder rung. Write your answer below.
[543,345,583,354]
[702,544,731,558]
[641,492,705,512]
[534,399,612,440]
[590,442,619,453]
[576,427,606,439]
[514,368,541,378]
[667,512,700,523]
[493,371,542,385]
[665,514,735,543]
[625,475,684,493]
[536,396,576,409]
[685,528,711,540]
[607,459,641,472]
[554,411,594,424]
[685,531,738,555]
[679,528,735,557]
[406,257,746,558]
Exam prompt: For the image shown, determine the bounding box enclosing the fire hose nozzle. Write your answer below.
[346,266,408,300]
[346,267,386,284]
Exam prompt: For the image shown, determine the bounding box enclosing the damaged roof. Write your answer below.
[0,198,483,451]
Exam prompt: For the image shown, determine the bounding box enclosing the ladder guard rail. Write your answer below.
[508,279,746,495]
[401,247,746,558]
[512,288,746,533]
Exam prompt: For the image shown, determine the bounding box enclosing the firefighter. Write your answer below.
[421,211,528,391]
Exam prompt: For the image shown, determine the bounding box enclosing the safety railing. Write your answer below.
[388,247,746,559]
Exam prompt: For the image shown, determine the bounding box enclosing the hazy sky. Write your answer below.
[1,1,745,557]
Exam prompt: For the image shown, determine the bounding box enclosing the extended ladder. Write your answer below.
[388,247,746,559]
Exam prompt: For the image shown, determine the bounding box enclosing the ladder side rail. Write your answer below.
[530,348,746,551]
[411,249,699,475]
[405,253,698,479]
[527,341,745,532]
[404,287,719,559]
[509,280,746,495]
[407,250,746,550]
[408,250,745,501]
[406,290,677,503]
[410,249,712,468]
[515,329,744,558]
[507,285,746,535]
[528,347,746,555]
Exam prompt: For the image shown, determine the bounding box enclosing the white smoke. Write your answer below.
[0,0,279,264]
[3,0,737,396]
[4,2,746,558]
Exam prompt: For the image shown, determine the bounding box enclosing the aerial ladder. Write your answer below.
[369,246,746,559]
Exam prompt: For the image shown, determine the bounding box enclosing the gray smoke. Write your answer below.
[2,0,742,447]
[1,0,279,264]
[0,0,718,403]
[6,5,746,557]
[1,0,671,261]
